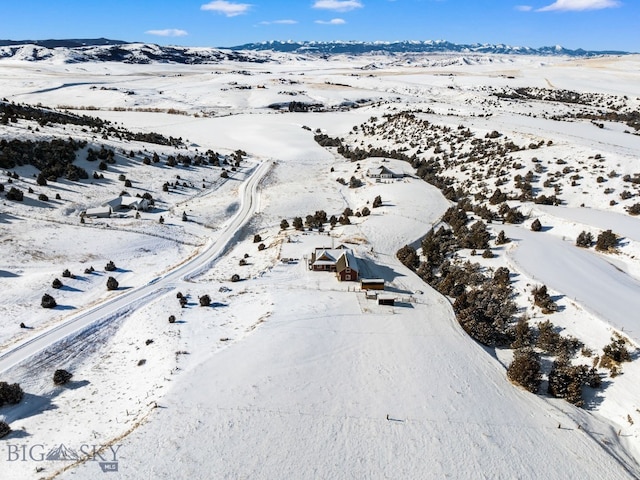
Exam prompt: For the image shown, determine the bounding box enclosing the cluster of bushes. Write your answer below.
[507,318,602,406]
[1,100,184,146]
[397,209,517,347]
[284,207,363,232]
[0,138,86,180]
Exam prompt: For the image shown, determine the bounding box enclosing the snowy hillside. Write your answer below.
[0,51,640,479]
[0,41,272,64]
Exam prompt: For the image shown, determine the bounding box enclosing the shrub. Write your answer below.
[372,195,382,208]
[169,315,176,323]
[530,219,542,232]
[547,360,595,407]
[397,245,419,269]
[6,186,24,201]
[493,267,510,286]
[84,266,95,274]
[104,260,116,271]
[253,234,262,243]
[489,189,507,205]
[41,293,57,308]
[602,336,632,363]
[535,320,561,353]
[231,274,240,282]
[258,243,266,251]
[495,230,510,245]
[292,217,303,230]
[0,421,10,439]
[179,296,187,308]
[38,193,49,202]
[511,318,533,349]
[361,206,371,217]
[507,348,541,393]
[53,369,73,385]
[52,278,63,289]
[532,285,558,314]
[503,207,524,224]
[0,381,24,407]
[62,268,72,278]
[199,295,211,307]
[626,203,640,216]
[280,219,289,230]
[576,231,593,248]
[106,276,119,290]
[595,229,618,252]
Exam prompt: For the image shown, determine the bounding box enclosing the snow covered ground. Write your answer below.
[0,52,640,478]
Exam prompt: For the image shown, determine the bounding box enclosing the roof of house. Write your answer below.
[335,250,359,274]
[367,165,396,176]
[311,248,346,266]
[85,206,112,216]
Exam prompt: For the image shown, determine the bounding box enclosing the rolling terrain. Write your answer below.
[0,46,639,478]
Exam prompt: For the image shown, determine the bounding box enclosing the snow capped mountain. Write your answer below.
[228,40,631,57]
[0,39,631,65]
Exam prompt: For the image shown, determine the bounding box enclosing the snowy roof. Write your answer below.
[336,250,359,273]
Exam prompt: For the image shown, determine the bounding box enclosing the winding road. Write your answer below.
[0,160,271,374]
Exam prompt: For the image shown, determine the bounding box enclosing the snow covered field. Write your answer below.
[1,51,640,478]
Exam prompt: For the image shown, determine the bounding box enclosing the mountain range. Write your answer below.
[228,39,630,57]
[0,38,631,64]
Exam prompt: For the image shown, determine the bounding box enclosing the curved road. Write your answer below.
[0,160,271,374]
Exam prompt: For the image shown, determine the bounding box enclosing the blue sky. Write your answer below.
[2,0,638,51]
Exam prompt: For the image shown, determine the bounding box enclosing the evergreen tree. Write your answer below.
[507,348,541,393]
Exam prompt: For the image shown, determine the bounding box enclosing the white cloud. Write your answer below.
[315,18,347,24]
[515,5,534,11]
[145,29,188,37]
[259,19,298,25]
[537,0,620,11]
[201,1,252,17]
[312,1,363,12]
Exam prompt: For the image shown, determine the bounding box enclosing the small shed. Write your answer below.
[361,278,385,291]
[378,296,396,306]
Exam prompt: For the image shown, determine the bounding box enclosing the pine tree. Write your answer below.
[507,348,541,393]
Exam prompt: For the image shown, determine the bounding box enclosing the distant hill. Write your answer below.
[0,38,128,48]
[0,41,270,64]
[0,39,631,64]
[226,40,630,58]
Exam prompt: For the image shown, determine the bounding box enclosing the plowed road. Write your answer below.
[0,160,270,373]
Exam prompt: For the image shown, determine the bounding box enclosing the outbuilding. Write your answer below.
[378,296,396,306]
[361,278,385,291]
